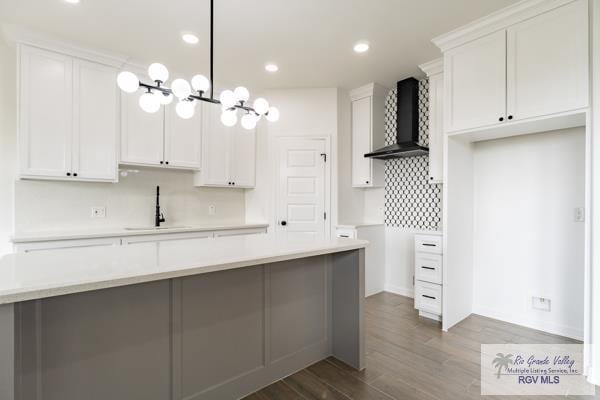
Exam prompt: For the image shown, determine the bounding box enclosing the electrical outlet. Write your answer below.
[208,205,216,216]
[91,207,106,219]
[532,296,551,312]
[574,207,585,222]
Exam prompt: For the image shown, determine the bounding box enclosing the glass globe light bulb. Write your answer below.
[219,90,237,109]
[191,75,210,92]
[241,113,258,130]
[117,71,139,93]
[148,63,169,83]
[176,100,195,119]
[139,91,161,113]
[233,86,250,103]
[253,98,269,115]
[221,110,238,127]
[156,91,173,105]
[266,106,280,122]
[171,78,192,99]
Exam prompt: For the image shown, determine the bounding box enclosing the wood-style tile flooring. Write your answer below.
[244,292,598,400]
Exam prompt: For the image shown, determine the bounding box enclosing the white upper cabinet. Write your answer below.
[120,88,164,167]
[350,83,387,188]
[194,103,256,188]
[164,102,202,169]
[72,60,118,181]
[444,30,507,133]
[506,0,588,120]
[19,45,118,182]
[19,46,73,179]
[439,0,589,136]
[420,59,444,184]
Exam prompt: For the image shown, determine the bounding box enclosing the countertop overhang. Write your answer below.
[0,235,368,305]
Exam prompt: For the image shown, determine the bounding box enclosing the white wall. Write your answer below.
[0,38,17,254]
[14,169,245,233]
[472,128,585,339]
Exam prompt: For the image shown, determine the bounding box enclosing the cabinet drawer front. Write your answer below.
[414,281,442,315]
[414,235,442,254]
[415,254,442,284]
[336,228,357,239]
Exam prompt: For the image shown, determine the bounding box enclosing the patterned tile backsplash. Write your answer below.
[384,79,443,230]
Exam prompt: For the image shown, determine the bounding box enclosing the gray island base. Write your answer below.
[0,236,366,400]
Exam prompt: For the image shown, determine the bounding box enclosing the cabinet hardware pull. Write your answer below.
[160,161,164,164]
[66,172,71,176]
[165,161,169,165]
[499,117,504,122]
[422,295,436,300]
[421,266,435,270]
[422,243,436,247]
[73,173,78,177]
[508,115,513,120]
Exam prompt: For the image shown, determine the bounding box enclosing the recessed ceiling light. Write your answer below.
[64,0,80,4]
[182,33,199,45]
[353,41,370,53]
[265,63,279,73]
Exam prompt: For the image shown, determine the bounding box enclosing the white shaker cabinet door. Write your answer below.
[72,60,118,181]
[444,30,506,133]
[19,46,73,179]
[229,125,256,188]
[200,104,231,186]
[164,102,202,169]
[507,0,588,121]
[120,89,164,166]
[351,96,372,187]
[428,73,444,183]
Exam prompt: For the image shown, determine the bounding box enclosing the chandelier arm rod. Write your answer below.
[138,81,259,114]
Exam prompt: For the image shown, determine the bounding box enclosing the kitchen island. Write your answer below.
[0,235,367,400]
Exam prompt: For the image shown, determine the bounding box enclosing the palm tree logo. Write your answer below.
[492,353,514,379]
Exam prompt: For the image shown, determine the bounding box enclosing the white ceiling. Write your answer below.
[0,0,519,91]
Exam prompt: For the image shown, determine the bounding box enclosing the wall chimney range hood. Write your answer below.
[364,77,428,159]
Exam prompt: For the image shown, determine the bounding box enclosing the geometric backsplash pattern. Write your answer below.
[384,79,443,230]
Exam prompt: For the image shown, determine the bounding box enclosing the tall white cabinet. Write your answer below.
[419,59,444,184]
[193,103,256,188]
[350,83,387,188]
[19,45,118,182]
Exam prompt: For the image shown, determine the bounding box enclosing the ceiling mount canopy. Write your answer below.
[116,0,279,129]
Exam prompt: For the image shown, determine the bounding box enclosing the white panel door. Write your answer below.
[277,138,327,241]
[351,96,372,187]
[507,0,588,120]
[120,88,164,166]
[19,45,73,178]
[445,30,507,132]
[200,104,231,185]
[229,125,256,188]
[72,60,118,181]
[164,102,202,169]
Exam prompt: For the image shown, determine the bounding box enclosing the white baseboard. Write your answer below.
[472,305,583,341]
[384,284,414,298]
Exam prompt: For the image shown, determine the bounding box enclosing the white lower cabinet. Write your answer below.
[19,45,119,182]
[14,227,268,253]
[414,233,443,321]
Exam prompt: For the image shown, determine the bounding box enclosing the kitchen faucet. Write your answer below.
[155,186,166,227]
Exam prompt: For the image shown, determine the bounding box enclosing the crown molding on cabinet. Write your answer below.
[2,24,128,68]
[349,83,389,102]
[419,58,443,77]
[432,0,579,52]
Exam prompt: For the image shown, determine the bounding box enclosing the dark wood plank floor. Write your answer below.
[244,292,598,400]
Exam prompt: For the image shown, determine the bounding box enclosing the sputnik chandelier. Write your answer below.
[116,0,279,130]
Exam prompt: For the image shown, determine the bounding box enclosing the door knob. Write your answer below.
[281,221,287,226]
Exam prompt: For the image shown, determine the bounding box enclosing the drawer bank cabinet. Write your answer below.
[414,233,443,321]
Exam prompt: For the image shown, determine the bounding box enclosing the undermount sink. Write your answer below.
[124,226,191,231]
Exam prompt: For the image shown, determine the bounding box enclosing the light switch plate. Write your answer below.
[574,207,585,222]
[91,207,106,219]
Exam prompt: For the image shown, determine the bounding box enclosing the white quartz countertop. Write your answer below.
[10,223,270,243]
[0,235,368,305]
